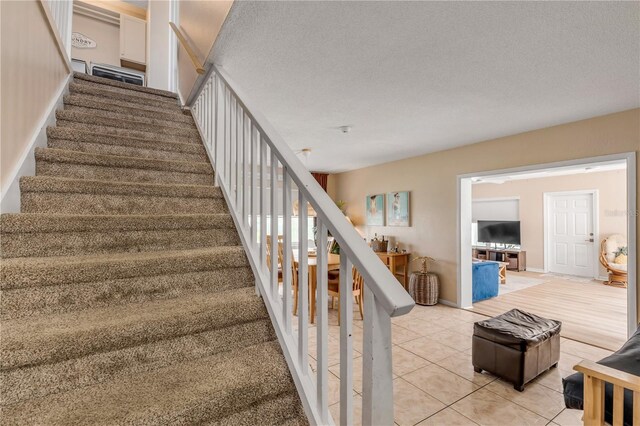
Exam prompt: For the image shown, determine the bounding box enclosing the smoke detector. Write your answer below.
[339,125,352,134]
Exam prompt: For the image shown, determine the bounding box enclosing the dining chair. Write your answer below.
[327,267,364,325]
[265,235,284,284]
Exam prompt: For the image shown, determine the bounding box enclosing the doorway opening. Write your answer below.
[457,153,636,351]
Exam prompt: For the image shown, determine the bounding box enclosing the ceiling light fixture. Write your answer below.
[339,125,352,134]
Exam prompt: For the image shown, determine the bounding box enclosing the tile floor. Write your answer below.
[302,301,611,425]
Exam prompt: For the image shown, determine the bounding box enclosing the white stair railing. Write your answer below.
[191,65,415,425]
[41,0,73,57]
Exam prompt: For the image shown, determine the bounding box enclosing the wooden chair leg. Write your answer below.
[337,297,340,326]
[293,284,298,315]
[357,295,364,320]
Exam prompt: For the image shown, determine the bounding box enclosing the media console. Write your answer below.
[472,247,526,272]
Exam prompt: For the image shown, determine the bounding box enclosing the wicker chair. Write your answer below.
[599,235,628,288]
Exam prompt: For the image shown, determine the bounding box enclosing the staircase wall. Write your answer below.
[0,0,72,212]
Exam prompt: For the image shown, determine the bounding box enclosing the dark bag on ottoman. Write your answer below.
[472,309,561,391]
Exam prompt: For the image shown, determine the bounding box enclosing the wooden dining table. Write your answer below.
[294,252,340,324]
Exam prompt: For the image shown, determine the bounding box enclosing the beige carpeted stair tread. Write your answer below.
[2,320,276,406]
[20,174,225,214]
[1,213,240,258]
[56,109,200,138]
[64,104,196,130]
[1,287,267,370]
[1,213,233,233]
[56,119,199,145]
[73,78,180,105]
[64,93,193,124]
[207,392,307,426]
[73,72,179,100]
[69,82,182,111]
[35,147,213,175]
[3,341,296,425]
[1,245,248,290]
[47,126,208,161]
[20,176,221,199]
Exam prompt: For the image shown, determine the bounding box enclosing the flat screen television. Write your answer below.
[477,220,521,245]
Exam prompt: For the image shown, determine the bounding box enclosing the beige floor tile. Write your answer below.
[485,380,565,420]
[561,339,613,361]
[399,336,462,363]
[417,408,478,425]
[393,317,449,337]
[308,334,362,366]
[446,321,476,338]
[393,378,446,426]
[429,329,473,351]
[403,364,480,405]
[532,366,564,393]
[329,393,363,426]
[392,324,423,344]
[393,345,431,376]
[452,388,548,426]
[552,408,583,426]
[434,351,496,386]
[329,356,364,393]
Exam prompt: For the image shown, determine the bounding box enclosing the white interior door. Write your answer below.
[546,192,596,277]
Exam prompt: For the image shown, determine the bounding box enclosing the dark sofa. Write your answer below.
[563,327,640,426]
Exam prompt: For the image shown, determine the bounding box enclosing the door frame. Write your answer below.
[543,189,600,279]
[457,152,637,337]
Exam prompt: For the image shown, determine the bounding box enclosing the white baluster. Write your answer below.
[316,220,330,423]
[340,254,354,425]
[229,96,236,194]
[362,289,394,426]
[236,104,242,209]
[282,172,292,333]
[214,75,220,175]
[270,150,279,300]
[260,136,268,270]
[298,193,308,374]
[251,124,258,247]
[243,113,249,227]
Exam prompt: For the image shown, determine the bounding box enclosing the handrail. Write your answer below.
[189,64,414,425]
[169,22,206,75]
[212,65,414,317]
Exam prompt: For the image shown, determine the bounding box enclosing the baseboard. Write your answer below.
[0,73,72,213]
[526,267,546,273]
[438,298,459,308]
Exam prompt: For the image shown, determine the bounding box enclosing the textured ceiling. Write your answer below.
[213,1,640,173]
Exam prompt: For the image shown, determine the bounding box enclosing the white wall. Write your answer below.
[146,0,171,91]
[71,13,120,67]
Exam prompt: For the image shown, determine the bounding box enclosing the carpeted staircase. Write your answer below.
[1,72,307,425]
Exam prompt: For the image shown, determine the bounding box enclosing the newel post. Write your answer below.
[362,289,394,425]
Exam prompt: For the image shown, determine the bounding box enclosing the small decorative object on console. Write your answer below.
[408,256,439,305]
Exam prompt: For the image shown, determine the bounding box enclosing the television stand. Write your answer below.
[472,247,526,272]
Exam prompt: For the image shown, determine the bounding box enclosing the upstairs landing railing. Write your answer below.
[190,64,414,425]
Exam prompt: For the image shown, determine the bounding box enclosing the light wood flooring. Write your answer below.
[471,271,627,351]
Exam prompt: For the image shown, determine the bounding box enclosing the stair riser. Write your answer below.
[64,105,196,130]
[22,192,226,215]
[57,111,200,139]
[1,266,254,320]
[56,119,198,145]
[48,139,208,162]
[36,160,214,186]
[1,228,240,258]
[70,81,180,108]
[1,320,276,406]
[64,94,193,124]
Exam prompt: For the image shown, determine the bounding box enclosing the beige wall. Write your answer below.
[1,1,69,195]
[331,109,639,307]
[71,13,120,67]
[472,170,628,276]
[177,0,233,101]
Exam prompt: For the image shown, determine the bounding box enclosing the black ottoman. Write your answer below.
[472,309,561,391]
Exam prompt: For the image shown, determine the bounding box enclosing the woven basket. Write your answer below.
[408,272,439,306]
[370,240,388,252]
